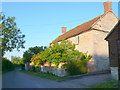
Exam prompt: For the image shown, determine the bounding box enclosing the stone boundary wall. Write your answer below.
[40,66,68,77]
[29,62,68,77]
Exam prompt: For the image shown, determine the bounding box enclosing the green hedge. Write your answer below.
[2,57,15,73]
[20,64,25,70]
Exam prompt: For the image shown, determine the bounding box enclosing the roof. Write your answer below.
[51,11,116,44]
[105,20,120,40]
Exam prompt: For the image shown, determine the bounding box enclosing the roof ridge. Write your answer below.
[90,14,105,28]
[51,15,101,44]
[69,15,101,32]
[91,11,118,29]
[51,11,118,44]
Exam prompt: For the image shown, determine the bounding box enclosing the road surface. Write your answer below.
[2,70,112,88]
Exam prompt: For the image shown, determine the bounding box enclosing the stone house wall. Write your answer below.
[65,12,118,72]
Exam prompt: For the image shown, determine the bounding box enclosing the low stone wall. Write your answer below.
[40,66,68,77]
[110,67,118,80]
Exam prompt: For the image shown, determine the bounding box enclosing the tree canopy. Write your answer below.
[0,13,25,56]
[23,46,47,63]
[31,40,92,69]
[11,56,21,64]
[31,53,44,66]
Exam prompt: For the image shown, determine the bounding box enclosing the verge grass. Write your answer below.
[90,81,120,88]
[22,70,64,80]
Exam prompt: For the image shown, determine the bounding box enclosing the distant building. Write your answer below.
[50,1,118,72]
[105,21,120,80]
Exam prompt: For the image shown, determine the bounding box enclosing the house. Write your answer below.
[105,21,120,80]
[50,1,118,73]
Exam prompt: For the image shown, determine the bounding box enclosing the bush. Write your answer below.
[30,66,36,72]
[35,66,40,72]
[64,59,87,75]
[2,57,14,73]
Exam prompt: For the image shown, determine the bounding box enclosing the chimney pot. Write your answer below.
[62,27,66,34]
[104,1,112,13]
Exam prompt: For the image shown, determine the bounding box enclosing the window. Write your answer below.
[73,36,79,44]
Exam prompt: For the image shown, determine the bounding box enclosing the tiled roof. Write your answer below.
[51,14,104,44]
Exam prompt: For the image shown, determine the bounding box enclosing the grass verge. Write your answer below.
[22,70,64,81]
[90,81,120,88]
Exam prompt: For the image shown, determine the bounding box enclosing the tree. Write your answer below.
[23,46,47,63]
[37,40,92,75]
[19,58,26,70]
[0,13,25,56]
[19,58,25,65]
[11,56,21,64]
[39,40,76,67]
[31,53,44,66]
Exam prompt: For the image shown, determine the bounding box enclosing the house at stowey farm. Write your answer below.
[105,21,120,80]
[50,1,118,73]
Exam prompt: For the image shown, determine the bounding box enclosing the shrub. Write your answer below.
[35,66,40,72]
[62,50,92,75]
[30,66,35,72]
[65,59,87,75]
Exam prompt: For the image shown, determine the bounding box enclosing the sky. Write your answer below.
[2,1,118,60]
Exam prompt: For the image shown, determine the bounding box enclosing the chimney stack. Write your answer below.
[104,1,112,13]
[62,27,66,34]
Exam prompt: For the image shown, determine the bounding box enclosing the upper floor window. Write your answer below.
[73,36,79,45]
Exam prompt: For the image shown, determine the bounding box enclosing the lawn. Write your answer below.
[90,81,120,88]
[22,70,64,81]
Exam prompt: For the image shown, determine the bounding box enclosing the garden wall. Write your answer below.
[40,66,68,77]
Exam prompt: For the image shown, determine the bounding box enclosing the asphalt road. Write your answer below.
[2,70,112,88]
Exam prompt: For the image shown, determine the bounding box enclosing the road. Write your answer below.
[2,70,112,88]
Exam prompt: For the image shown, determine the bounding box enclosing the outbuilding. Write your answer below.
[105,21,120,80]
